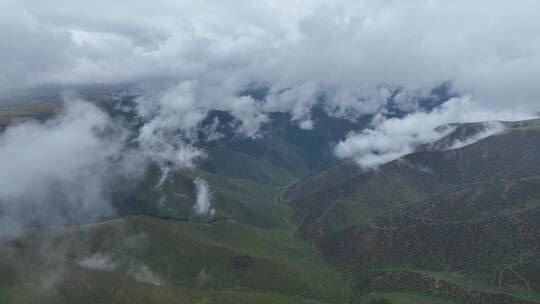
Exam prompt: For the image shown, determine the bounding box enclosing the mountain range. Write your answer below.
[1,96,540,304]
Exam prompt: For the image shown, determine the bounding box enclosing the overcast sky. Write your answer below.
[2,0,540,116]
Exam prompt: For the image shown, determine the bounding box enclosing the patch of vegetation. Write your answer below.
[358,292,461,304]
[0,216,353,304]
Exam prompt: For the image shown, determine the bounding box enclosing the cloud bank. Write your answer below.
[2,0,540,120]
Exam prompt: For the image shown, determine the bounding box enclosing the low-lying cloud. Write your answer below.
[134,82,207,170]
[445,121,507,150]
[79,252,163,285]
[0,99,139,238]
[334,97,532,169]
[193,177,214,218]
[131,81,271,177]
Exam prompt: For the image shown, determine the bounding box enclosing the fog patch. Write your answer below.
[0,98,141,239]
[446,121,506,150]
[154,167,170,190]
[195,268,212,287]
[79,253,116,271]
[193,178,215,218]
[397,159,434,174]
[128,264,163,285]
[78,252,163,285]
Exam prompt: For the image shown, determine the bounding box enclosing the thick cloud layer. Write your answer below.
[3,0,540,117]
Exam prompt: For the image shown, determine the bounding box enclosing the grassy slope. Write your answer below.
[4,99,540,303]
[287,120,540,303]
[125,163,290,228]
[0,271,331,304]
[1,99,354,303]
[289,120,540,238]
[0,215,354,304]
[358,292,462,304]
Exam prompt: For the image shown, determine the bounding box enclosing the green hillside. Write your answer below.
[3,98,540,303]
[0,216,354,303]
[286,119,540,303]
[1,99,363,303]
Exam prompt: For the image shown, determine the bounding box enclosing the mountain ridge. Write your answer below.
[2,97,540,303]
